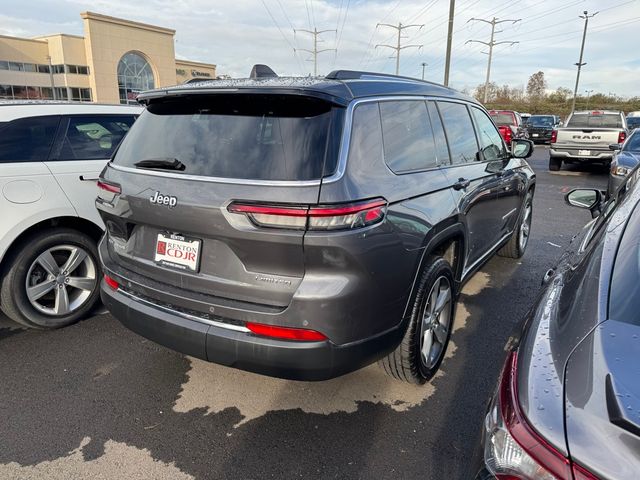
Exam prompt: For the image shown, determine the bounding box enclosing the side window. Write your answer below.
[471,107,507,161]
[0,116,60,162]
[379,100,438,173]
[426,101,451,165]
[57,115,135,160]
[348,103,384,168]
[437,102,479,165]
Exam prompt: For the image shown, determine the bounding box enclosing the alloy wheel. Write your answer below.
[25,245,97,317]
[419,275,453,370]
[519,203,532,251]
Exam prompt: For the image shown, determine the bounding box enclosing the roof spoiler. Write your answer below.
[250,64,278,79]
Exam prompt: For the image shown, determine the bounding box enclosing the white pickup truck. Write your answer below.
[549,110,628,171]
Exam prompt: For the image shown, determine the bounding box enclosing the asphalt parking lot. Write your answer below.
[0,145,608,480]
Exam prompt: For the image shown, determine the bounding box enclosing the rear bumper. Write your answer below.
[549,147,612,162]
[101,279,405,381]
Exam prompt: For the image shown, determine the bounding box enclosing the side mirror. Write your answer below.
[609,143,622,151]
[511,138,534,159]
[565,188,603,218]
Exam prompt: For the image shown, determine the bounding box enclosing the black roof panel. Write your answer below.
[137,70,477,106]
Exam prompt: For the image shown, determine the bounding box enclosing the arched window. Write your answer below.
[117,52,155,104]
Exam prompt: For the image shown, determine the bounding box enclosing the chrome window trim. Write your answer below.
[118,288,251,333]
[108,94,479,187]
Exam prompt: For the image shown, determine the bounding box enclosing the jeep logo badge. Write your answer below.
[150,191,178,208]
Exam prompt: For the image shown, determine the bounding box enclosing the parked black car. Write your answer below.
[97,69,535,383]
[526,114,561,144]
[475,168,640,478]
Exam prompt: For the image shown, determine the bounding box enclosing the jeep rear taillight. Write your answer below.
[551,130,558,143]
[97,179,121,194]
[618,131,626,144]
[227,198,387,231]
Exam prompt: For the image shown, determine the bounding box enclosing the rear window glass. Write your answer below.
[567,113,622,128]
[528,116,555,126]
[112,95,342,181]
[489,112,515,126]
[57,115,135,160]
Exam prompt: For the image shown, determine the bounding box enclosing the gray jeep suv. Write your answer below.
[97,69,536,383]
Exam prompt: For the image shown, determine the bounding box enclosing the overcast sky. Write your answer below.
[1,0,638,96]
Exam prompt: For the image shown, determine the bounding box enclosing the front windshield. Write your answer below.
[623,132,640,152]
[627,117,640,128]
[528,116,554,126]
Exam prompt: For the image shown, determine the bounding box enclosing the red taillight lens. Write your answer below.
[227,198,387,231]
[550,130,558,143]
[97,180,121,194]
[618,131,626,144]
[499,352,572,480]
[246,322,328,342]
[104,274,119,290]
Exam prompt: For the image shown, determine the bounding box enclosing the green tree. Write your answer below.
[526,71,547,101]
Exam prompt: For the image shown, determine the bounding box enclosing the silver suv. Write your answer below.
[97,69,536,383]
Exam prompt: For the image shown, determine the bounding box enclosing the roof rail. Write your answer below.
[325,70,430,84]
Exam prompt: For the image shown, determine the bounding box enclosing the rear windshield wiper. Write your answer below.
[134,158,186,171]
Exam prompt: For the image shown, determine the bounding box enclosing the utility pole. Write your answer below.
[421,62,428,80]
[466,17,520,104]
[570,11,598,113]
[376,22,424,75]
[294,28,337,76]
[585,89,594,109]
[443,0,456,86]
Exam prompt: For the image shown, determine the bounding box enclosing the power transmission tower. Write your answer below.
[376,22,424,75]
[570,11,598,113]
[466,17,520,103]
[294,28,337,76]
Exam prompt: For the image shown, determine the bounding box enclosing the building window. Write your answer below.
[52,64,65,74]
[0,61,8,70]
[77,66,89,75]
[9,62,24,71]
[117,52,154,105]
[37,64,50,74]
[54,87,68,100]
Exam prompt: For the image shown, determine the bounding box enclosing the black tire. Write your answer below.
[379,256,455,384]
[549,156,561,171]
[0,228,101,329]
[497,191,533,259]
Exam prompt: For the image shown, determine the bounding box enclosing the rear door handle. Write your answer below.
[453,178,471,190]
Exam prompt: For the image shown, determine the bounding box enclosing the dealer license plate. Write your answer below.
[578,150,591,156]
[155,233,201,272]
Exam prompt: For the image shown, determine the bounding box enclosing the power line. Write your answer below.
[466,17,520,103]
[358,1,401,68]
[376,22,424,75]
[295,28,337,76]
[260,0,304,73]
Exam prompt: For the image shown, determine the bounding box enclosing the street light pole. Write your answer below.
[570,11,598,113]
[443,0,455,86]
[585,89,594,110]
[421,62,428,80]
